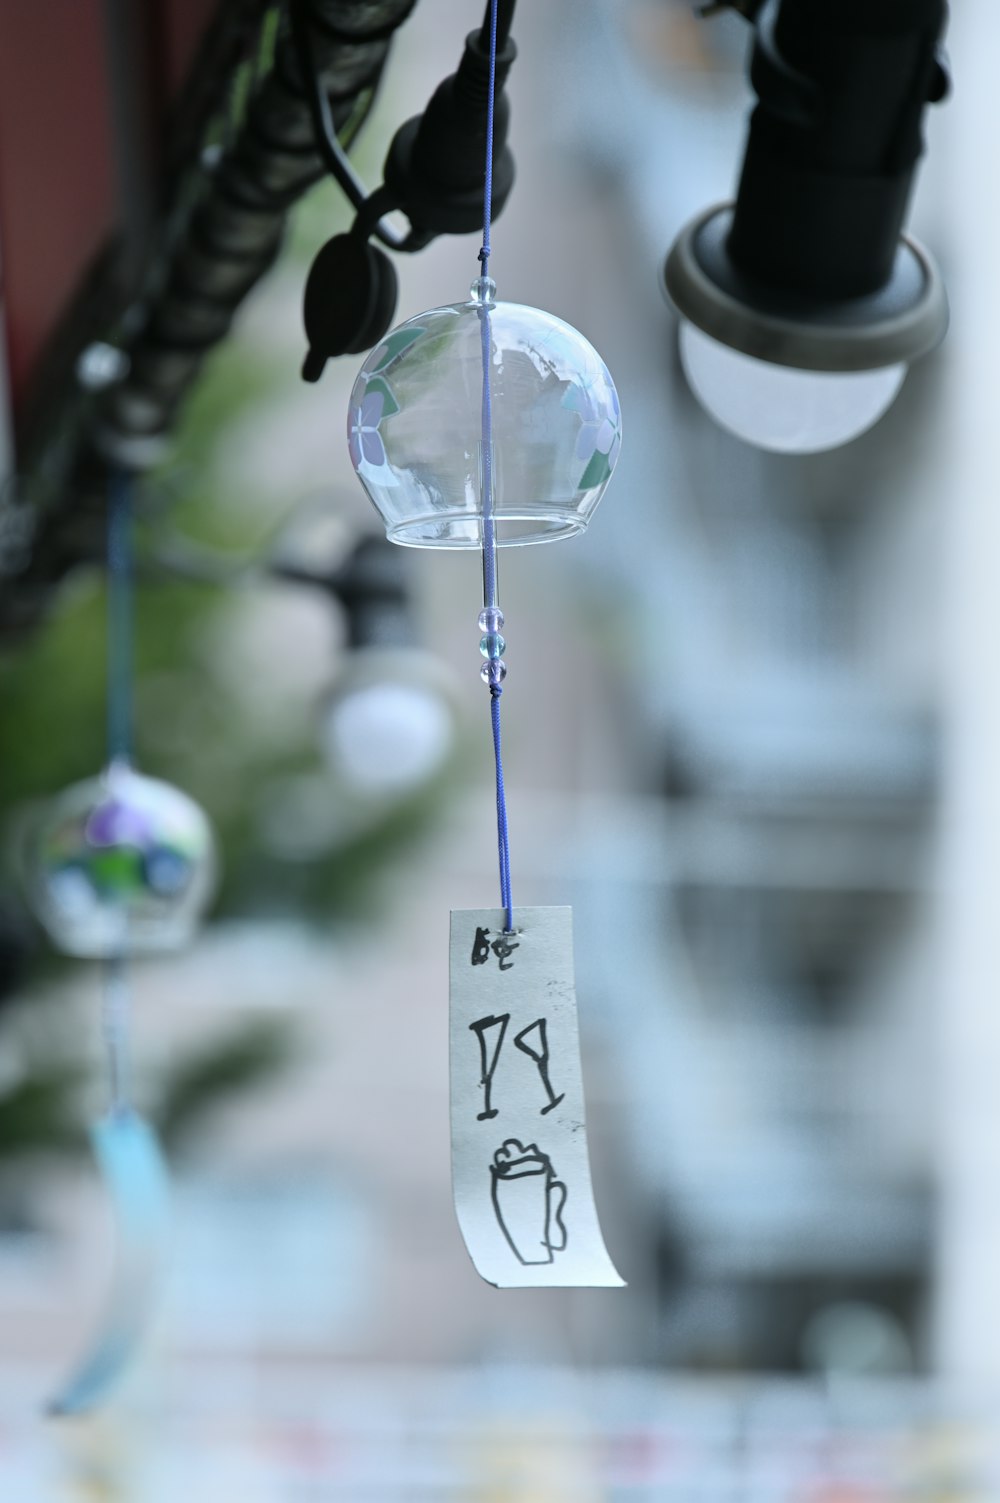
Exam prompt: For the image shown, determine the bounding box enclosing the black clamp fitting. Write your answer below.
[726,0,950,300]
[300,0,517,380]
[382,20,517,237]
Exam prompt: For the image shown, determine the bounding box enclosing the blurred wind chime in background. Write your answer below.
[344,0,624,1286]
[23,464,216,1413]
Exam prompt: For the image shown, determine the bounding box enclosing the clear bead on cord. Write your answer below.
[477,607,507,687]
[471,276,497,305]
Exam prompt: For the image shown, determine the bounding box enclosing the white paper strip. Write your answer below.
[450,906,624,1288]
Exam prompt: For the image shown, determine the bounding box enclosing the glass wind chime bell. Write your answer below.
[22,465,216,1414]
[29,764,214,959]
[347,0,624,1290]
[26,462,216,964]
[348,288,621,548]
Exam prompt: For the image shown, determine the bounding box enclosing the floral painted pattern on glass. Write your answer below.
[347,328,426,487]
[348,377,400,486]
[562,370,622,490]
[367,325,426,375]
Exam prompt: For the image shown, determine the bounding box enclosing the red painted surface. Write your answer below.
[157,0,223,102]
[0,0,116,411]
[0,0,221,426]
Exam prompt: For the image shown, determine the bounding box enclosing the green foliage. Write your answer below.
[0,1063,87,1160]
[0,1013,300,1169]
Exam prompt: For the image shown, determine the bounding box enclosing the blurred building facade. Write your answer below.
[1,0,1000,1414]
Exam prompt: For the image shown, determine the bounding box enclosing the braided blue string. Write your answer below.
[479,310,497,617]
[106,467,136,1113]
[107,467,134,768]
[491,689,511,918]
[477,0,512,933]
[479,0,497,283]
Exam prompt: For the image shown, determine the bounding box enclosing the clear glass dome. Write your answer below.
[27,765,217,958]
[347,289,621,547]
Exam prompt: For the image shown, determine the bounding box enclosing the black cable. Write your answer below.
[0,0,417,634]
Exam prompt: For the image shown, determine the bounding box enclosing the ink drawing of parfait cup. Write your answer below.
[490,1139,568,1266]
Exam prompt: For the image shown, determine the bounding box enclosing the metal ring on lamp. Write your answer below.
[663,203,949,375]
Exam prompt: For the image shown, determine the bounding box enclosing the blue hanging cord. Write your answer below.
[476,0,513,933]
[107,466,134,770]
[478,0,499,610]
[103,953,131,1116]
[479,0,498,287]
[105,467,136,1114]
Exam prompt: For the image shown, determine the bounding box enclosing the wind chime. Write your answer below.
[25,468,216,1411]
[348,0,623,1286]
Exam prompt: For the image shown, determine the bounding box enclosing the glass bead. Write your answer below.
[470,276,496,305]
[479,633,506,659]
[480,658,507,686]
[478,606,504,633]
[25,766,217,958]
[348,299,621,548]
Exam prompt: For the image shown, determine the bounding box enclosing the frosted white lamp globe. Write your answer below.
[664,204,948,456]
[319,650,456,798]
[679,322,907,454]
